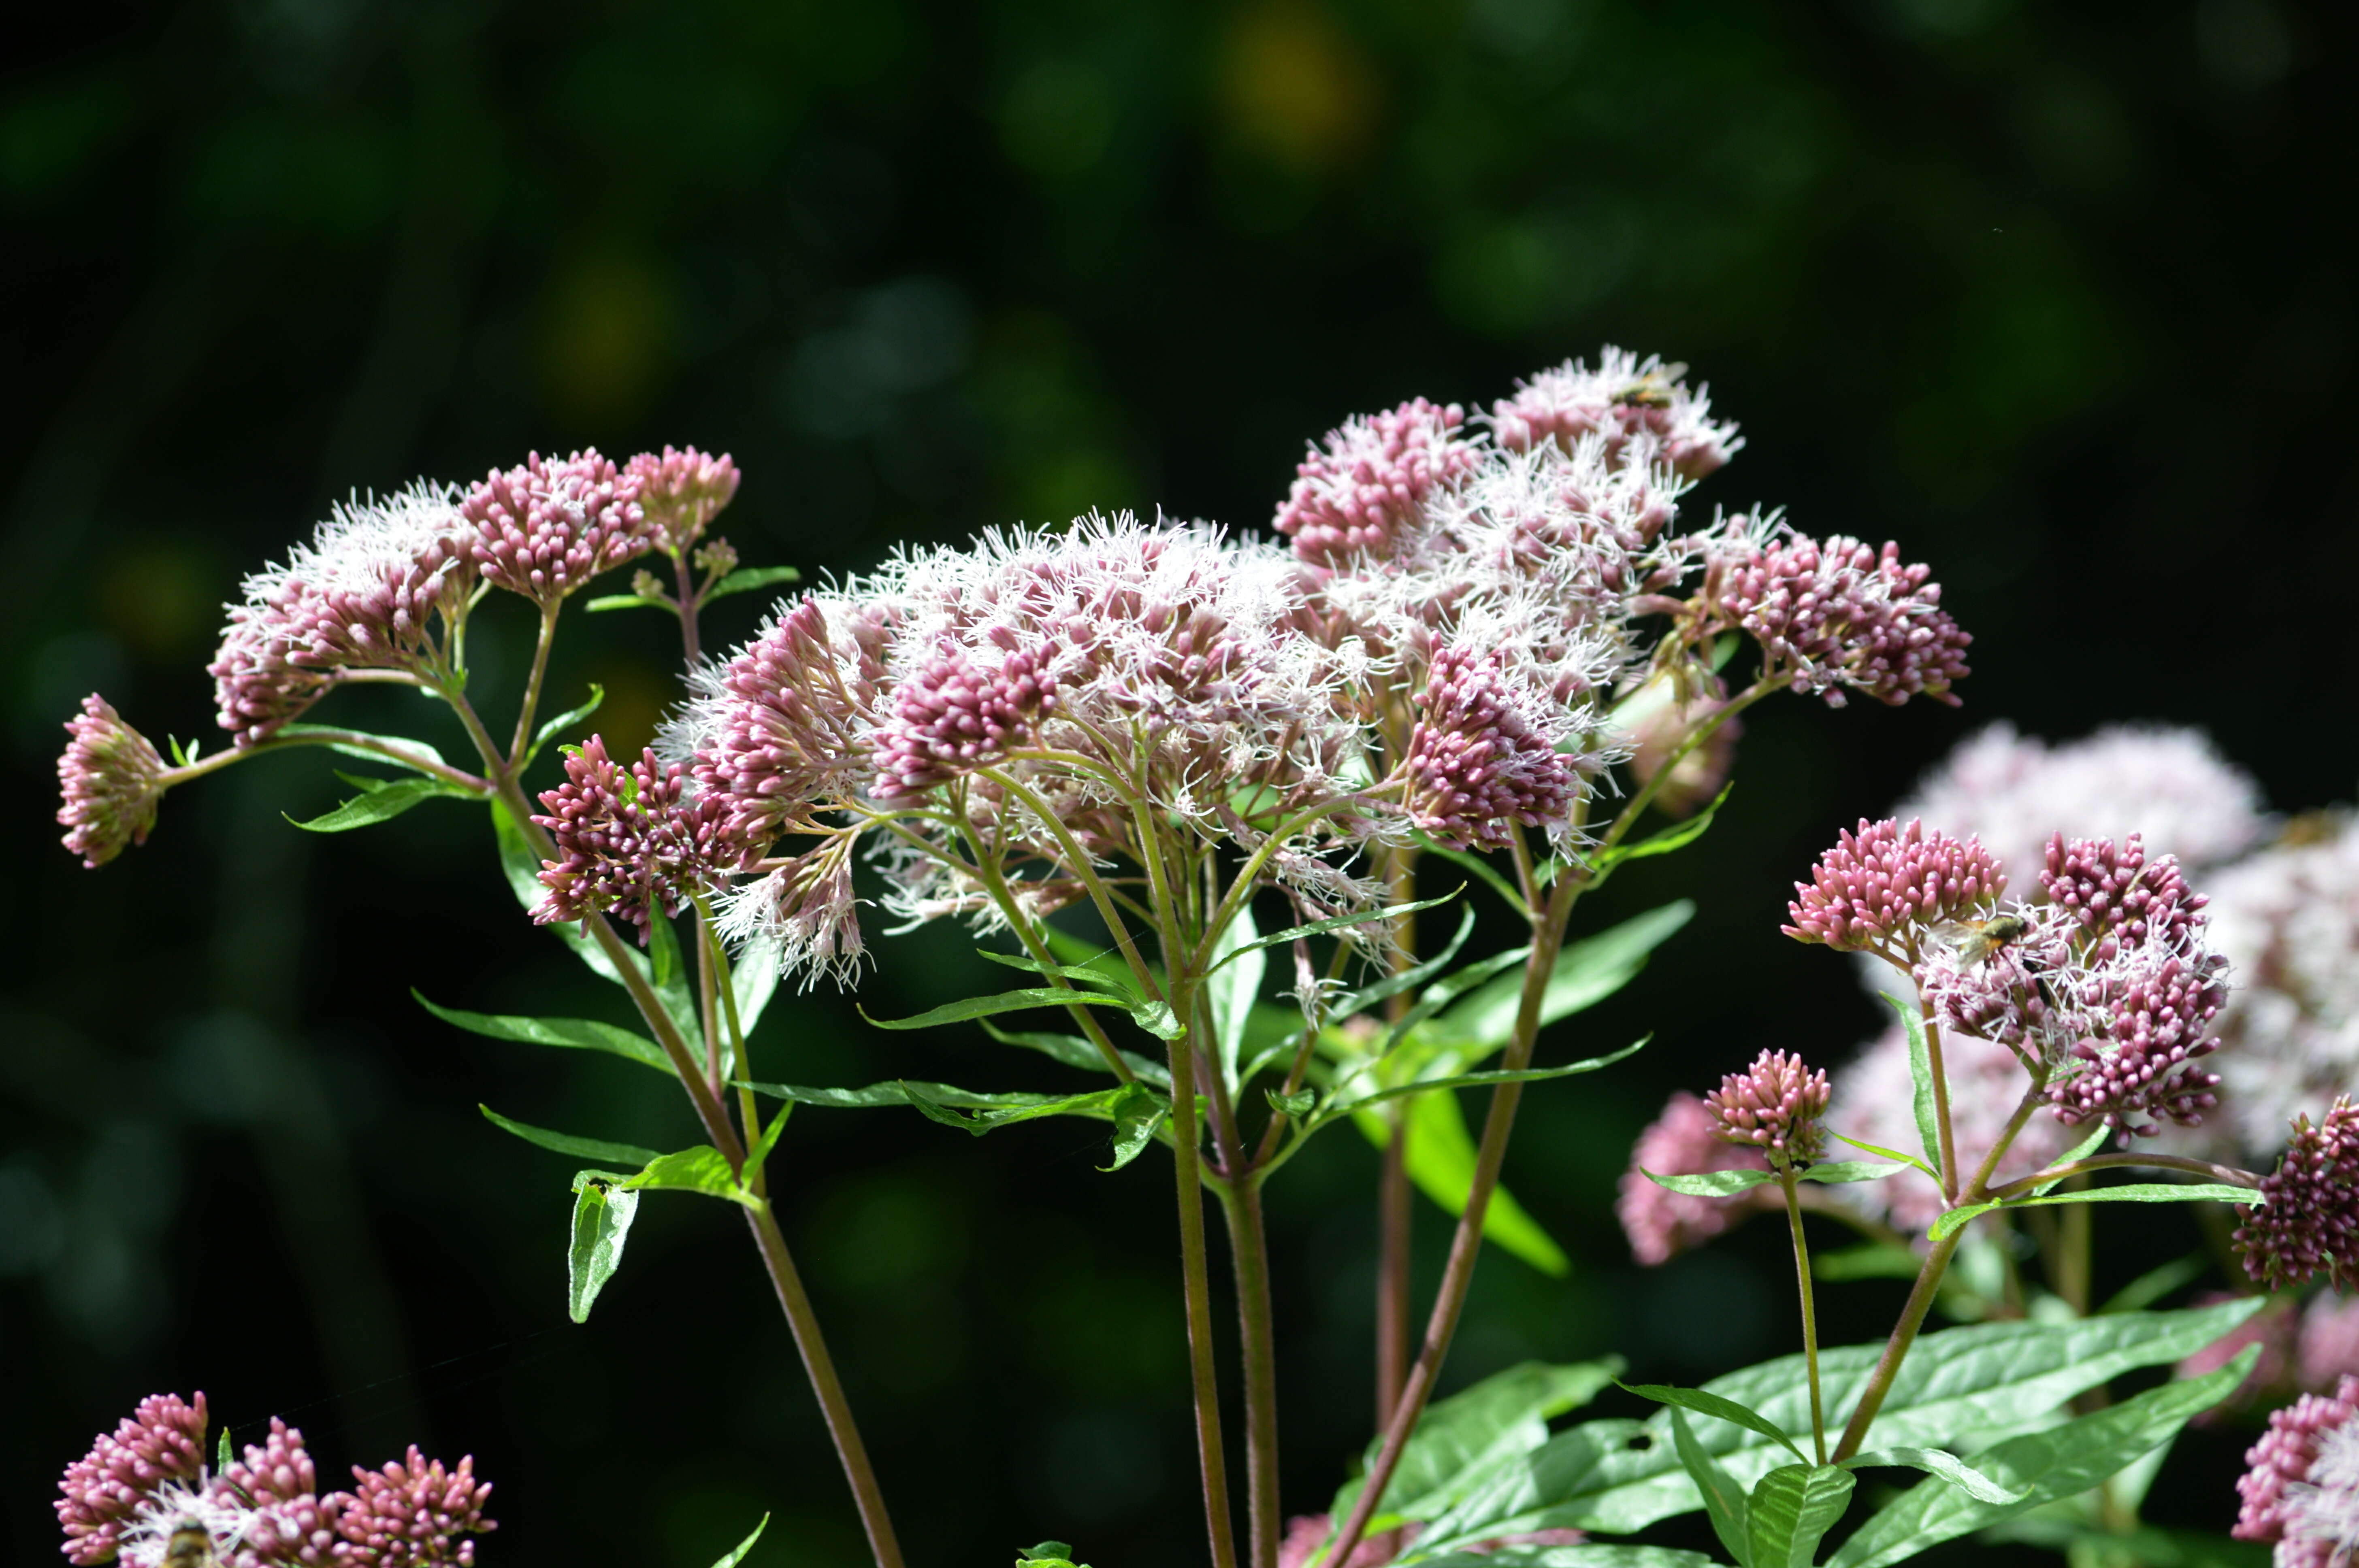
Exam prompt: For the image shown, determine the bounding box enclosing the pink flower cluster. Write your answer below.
[54,1395,491,1568]
[1616,1092,1780,1265]
[1404,645,1577,850]
[688,596,882,846]
[57,695,169,868]
[1706,1049,1831,1165]
[2041,832,2208,948]
[459,449,652,604]
[533,736,732,942]
[1273,399,1485,567]
[872,641,1057,800]
[2237,1374,2359,1568]
[1710,530,1971,708]
[2237,1099,2359,1291]
[1487,349,1739,480]
[1784,817,2003,958]
[627,445,740,557]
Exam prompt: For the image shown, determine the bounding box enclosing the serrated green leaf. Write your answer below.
[1407,1299,2266,1550]
[523,683,605,766]
[1592,783,1734,874]
[288,774,476,831]
[1102,1082,1168,1170]
[416,991,671,1074]
[705,564,803,603]
[1355,1087,1569,1276]
[706,1515,770,1568]
[977,1019,1172,1087]
[1929,1183,2260,1241]
[1643,1166,1776,1197]
[1746,1464,1854,1568]
[1619,1381,1806,1463]
[1838,1448,2024,1505]
[1797,1162,1905,1185]
[1823,1350,2257,1568]
[1880,994,1943,1178]
[480,1105,660,1167]
[1436,902,1694,1056]
[1670,1406,1751,1567]
[566,1174,639,1323]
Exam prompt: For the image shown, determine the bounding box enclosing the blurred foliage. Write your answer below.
[1,1,2349,1565]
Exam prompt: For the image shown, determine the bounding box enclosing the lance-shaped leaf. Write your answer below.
[1417,839,1532,917]
[1838,1449,2024,1505]
[1321,1039,1649,1127]
[975,948,1141,994]
[731,932,782,1040]
[1408,1298,2267,1550]
[1207,889,1465,974]
[417,991,671,1075]
[1619,1381,1806,1463]
[978,1019,1171,1087]
[1435,902,1694,1056]
[1330,906,1479,1021]
[1589,784,1735,876]
[1670,1406,1752,1567]
[481,1105,660,1167]
[567,1173,639,1323]
[1824,1350,2259,1568]
[704,564,802,603]
[523,683,604,768]
[275,723,457,778]
[1372,946,1535,1060]
[1747,1464,1855,1568]
[1646,1161,1904,1198]
[900,1081,1129,1135]
[704,1515,770,1568]
[1880,995,1943,1177]
[1206,902,1266,1092]
[1930,1183,2261,1242]
[863,986,1184,1040]
[2032,1121,2114,1196]
[289,772,479,831]
[1826,1131,1939,1183]
[1102,1082,1168,1170]
[1354,1086,1568,1276]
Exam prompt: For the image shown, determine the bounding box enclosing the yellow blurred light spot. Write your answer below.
[537,250,675,430]
[1219,5,1378,171]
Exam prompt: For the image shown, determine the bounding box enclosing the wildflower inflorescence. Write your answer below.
[1705,526,1971,708]
[1273,398,1485,568]
[533,736,733,942]
[1784,817,2004,959]
[55,1395,491,1568]
[2236,1099,2359,1291]
[57,696,170,868]
[1705,1049,1831,1166]
[460,449,652,605]
[1404,645,1577,850]
[627,445,740,558]
[2238,1375,2359,1568]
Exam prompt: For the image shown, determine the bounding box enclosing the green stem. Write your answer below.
[1374,843,1420,1428]
[1781,1168,1827,1464]
[1218,1172,1283,1568]
[1924,1017,1960,1200]
[163,726,491,795]
[507,602,560,767]
[1167,983,1242,1568]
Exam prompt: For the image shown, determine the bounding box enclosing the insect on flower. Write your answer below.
[163,1517,218,1568]
[1941,911,2032,967]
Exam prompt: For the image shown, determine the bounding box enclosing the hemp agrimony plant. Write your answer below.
[53,352,2349,1568]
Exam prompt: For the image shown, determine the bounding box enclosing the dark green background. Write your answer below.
[4,2,2351,1564]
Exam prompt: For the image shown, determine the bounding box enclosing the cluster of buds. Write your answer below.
[55,1394,490,1568]
[459,449,652,605]
[2237,1374,2359,1568]
[627,445,739,558]
[2236,1100,2359,1291]
[533,736,733,942]
[1783,817,2005,960]
[1705,526,1971,708]
[872,641,1057,801]
[1272,398,1484,568]
[1404,645,1578,850]
[1705,1049,1831,1166]
[57,696,170,868]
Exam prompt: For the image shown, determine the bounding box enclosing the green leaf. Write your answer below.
[1813,1245,1922,1283]
[1375,945,1534,1059]
[705,564,803,603]
[216,1428,231,1473]
[566,1174,639,1323]
[415,991,671,1074]
[1822,1349,2259,1568]
[1209,890,1464,972]
[1331,906,1479,1020]
[2033,1121,2115,1195]
[1437,902,1695,1055]
[1669,1406,1752,1568]
[1643,1166,1775,1198]
[731,934,782,1040]
[1745,1464,1854,1568]
[863,987,1181,1038]
[1796,1162,1905,1186]
[1103,1082,1169,1170]
[1327,1040,1648,1122]
[1929,1183,2261,1242]
[1329,1360,1622,1529]
[1417,839,1532,916]
[584,591,676,613]
[1592,783,1734,874]
[626,1146,755,1205]
[1206,901,1266,1091]
[1267,1086,1317,1119]
[275,723,454,778]
[977,1020,1171,1088]
[1838,1449,2025,1505]
[492,800,637,986]
[1357,1088,1569,1276]
[524,683,604,766]
[975,948,1140,994]
[1618,1381,1806,1464]
[288,774,476,831]
[899,1080,1128,1136]
[480,1105,660,1167]
[1882,994,1943,1177]
[705,1515,770,1568]
[746,1104,788,1171]
[1406,1298,2267,1550]
[1414,1550,1717,1568]
[2099,1252,2209,1315]
[1825,1131,1940,1183]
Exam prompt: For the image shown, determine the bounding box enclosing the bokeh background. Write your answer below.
[5,1,2354,1564]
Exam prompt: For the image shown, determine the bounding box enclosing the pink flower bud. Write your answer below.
[1705,1049,1831,1164]
[57,695,169,868]
[2237,1100,2359,1291]
[1784,817,2003,956]
[461,449,652,604]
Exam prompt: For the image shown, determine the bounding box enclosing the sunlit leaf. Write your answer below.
[1643,1166,1774,1197]
[704,1515,770,1568]
[479,1104,659,1167]
[1618,1381,1805,1463]
[704,564,803,604]
[416,991,670,1074]
[1929,1183,2260,1241]
[1590,783,1734,875]
[1669,1406,1751,1567]
[566,1174,639,1323]
[1838,1448,2024,1505]
[287,773,477,831]
[1881,994,1943,1177]
[523,683,604,766]
[1207,901,1266,1092]
[1354,1088,1568,1276]
[1102,1082,1169,1170]
[1436,902,1694,1056]
[1745,1464,1853,1568]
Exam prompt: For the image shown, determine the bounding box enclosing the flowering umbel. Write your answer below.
[1405,645,1578,850]
[2237,1375,2359,1568]
[1706,1049,1831,1165]
[1273,398,1484,568]
[533,736,732,942]
[58,696,170,868]
[627,445,740,557]
[2236,1100,2359,1291]
[1784,817,2004,958]
[1706,524,1970,708]
[55,1395,492,1568]
[461,449,652,604]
